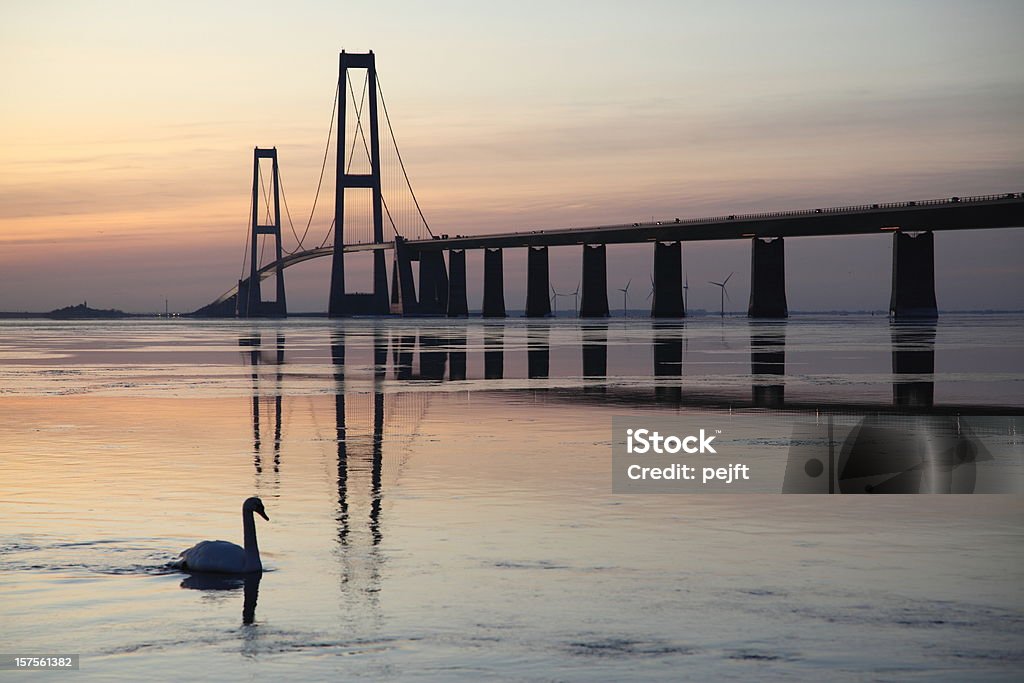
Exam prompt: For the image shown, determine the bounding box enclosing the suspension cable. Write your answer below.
[377,75,434,238]
[319,218,335,249]
[259,166,273,224]
[240,184,254,280]
[345,72,368,174]
[277,166,305,254]
[289,78,340,255]
[347,74,399,238]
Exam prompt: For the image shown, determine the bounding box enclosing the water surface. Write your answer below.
[1,315,1022,680]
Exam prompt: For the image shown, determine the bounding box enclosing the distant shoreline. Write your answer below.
[1,309,1021,319]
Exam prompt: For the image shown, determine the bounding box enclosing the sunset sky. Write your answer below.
[1,0,1022,313]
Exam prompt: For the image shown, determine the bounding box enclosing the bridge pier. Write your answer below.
[525,246,552,317]
[889,231,938,319]
[651,241,685,318]
[390,236,418,315]
[236,278,251,318]
[418,250,449,315]
[748,237,788,318]
[579,244,609,318]
[482,248,506,317]
[447,249,469,317]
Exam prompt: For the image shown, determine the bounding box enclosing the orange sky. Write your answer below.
[1,1,1022,312]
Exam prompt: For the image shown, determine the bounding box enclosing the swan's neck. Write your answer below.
[242,509,262,572]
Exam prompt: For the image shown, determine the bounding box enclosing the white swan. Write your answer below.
[172,497,269,573]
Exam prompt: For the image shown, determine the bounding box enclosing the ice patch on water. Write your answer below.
[564,636,697,658]
[0,535,185,576]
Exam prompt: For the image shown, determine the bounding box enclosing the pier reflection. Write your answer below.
[581,325,608,383]
[750,322,786,408]
[891,321,936,407]
[238,321,1011,508]
[653,323,683,403]
[449,331,467,380]
[484,324,504,379]
[527,324,550,379]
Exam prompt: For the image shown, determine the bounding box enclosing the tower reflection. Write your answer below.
[240,332,283,491]
[330,330,386,547]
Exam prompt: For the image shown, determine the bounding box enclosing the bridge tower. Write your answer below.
[239,147,286,317]
[329,51,390,317]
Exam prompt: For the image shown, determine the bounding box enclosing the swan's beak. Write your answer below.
[258,510,270,521]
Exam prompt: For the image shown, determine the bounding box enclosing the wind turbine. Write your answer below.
[709,272,733,317]
[571,282,580,315]
[551,284,566,316]
[618,279,632,317]
[551,284,579,316]
[683,273,689,313]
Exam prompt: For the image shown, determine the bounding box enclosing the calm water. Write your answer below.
[1,315,1022,681]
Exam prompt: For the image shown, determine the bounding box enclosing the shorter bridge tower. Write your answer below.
[239,147,286,317]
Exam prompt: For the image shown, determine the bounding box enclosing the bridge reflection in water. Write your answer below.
[239,320,1017,511]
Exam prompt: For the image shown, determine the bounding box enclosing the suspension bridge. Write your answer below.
[194,51,1024,320]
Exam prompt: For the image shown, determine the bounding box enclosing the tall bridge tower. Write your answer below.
[238,147,286,317]
[329,51,390,317]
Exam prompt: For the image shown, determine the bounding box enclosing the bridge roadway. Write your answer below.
[406,192,1024,251]
[210,192,1023,310]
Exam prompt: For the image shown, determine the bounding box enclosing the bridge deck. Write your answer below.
[406,193,1024,251]
[207,193,1023,308]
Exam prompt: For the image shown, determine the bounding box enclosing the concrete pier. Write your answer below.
[482,248,506,317]
[748,237,788,318]
[889,231,938,319]
[525,246,552,317]
[447,249,469,317]
[390,236,418,315]
[651,241,685,318]
[579,244,609,318]
[236,278,252,317]
[417,250,449,315]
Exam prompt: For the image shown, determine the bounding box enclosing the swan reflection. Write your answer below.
[180,572,262,625]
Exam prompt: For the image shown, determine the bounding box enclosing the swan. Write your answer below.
[172,497,269,573]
